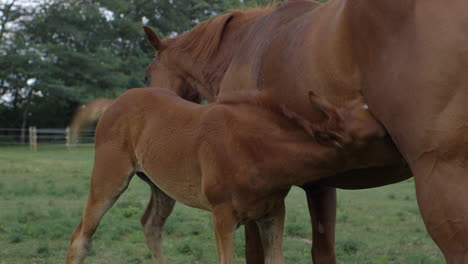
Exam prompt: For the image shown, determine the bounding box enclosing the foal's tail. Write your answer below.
[69,98,115,143]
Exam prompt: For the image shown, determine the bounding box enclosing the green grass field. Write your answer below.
[0,145,444,264]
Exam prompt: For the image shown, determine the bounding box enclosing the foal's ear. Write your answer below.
[281,91,347,147]
[307,91,337,121]
[307,91,348,147]
[143,26,166,51]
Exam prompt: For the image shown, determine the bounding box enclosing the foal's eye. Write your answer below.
[144,76,149,86]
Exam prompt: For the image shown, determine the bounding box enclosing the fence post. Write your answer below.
[32,126,37,152]
[29,126,33,151]
[20,127,26,144]
[65,126,71,151]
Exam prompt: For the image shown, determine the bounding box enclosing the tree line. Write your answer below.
[0,0,276,130]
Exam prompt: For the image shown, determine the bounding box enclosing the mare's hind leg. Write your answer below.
[301,184,337,264]
[138,174,175,264]
[256,201,286,264]
[66,148,134,264]
[245,222,265,264]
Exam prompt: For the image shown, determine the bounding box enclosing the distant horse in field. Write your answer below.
[69,98,114,143]
[66,87,384,264]
[142,0,468,262]
[142,0,409,262]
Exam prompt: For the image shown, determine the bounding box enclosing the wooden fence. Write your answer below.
[0,127,95,151]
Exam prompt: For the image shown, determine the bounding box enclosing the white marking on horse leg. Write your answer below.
[318,222,325,234]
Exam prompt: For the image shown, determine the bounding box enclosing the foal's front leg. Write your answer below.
[139,178,175,264]
[212,205,238,264]
[256,201,286,264]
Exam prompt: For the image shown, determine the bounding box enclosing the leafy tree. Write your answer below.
[0,0,285,133]
[0,0,23,43]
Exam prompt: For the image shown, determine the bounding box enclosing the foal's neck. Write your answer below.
[241,115,345,187]
[276,139,345,187]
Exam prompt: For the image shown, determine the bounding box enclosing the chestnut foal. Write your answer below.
[67,87,355,264]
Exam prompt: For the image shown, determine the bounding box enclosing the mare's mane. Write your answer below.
[162,5,276,61]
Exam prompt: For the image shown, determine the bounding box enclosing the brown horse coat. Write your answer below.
[66,87,374,264]
[144,0,409,185]
[345,1,468,262]
[143,0,410,262]
[145,0,468,262]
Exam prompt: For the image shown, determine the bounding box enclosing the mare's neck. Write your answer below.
[341,0,416,69]
[180,14,266,101]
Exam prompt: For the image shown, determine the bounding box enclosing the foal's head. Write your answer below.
[277,91,349,148]
[279,91,389,149]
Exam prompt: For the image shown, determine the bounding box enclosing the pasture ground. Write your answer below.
[0,145,444,263]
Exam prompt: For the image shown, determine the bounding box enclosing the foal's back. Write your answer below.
[95,88,202,153]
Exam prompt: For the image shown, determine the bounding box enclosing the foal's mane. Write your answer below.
[217,91,283,117]
[217,91,347,148]
[162,5,275,61]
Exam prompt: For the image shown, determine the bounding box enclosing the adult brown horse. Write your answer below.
[66,87,386,264]
[142,0,411,263]
[143,0,468,262]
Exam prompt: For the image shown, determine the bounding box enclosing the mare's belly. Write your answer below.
[317,164,412,189]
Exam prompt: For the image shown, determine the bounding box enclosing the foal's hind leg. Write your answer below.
[66,149,134,264]
[256,201,286,264]
[138,174,175,264]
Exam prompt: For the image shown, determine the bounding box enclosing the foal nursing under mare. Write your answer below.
[143,0,408,262]
[142,0,468,262]
[66,87,384,264]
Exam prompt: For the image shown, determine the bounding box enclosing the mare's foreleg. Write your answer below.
[66,148,134,264]
[301,184,337,264]
[413,158,468,263]
[256,201,286,264]
[138,174,176,264]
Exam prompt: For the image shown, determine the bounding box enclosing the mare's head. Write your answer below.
[143,26,201,103]
[142,13,237,102]
[143,7,274,101]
